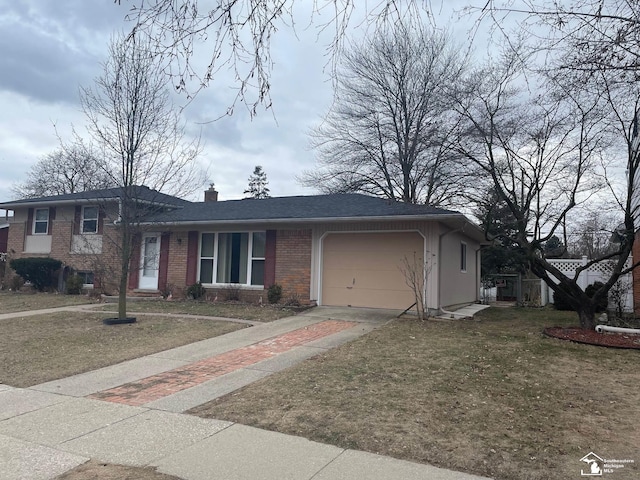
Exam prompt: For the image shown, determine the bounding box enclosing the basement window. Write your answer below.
[77,271,94,287]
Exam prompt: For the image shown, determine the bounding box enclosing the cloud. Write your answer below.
[0,1,129,104]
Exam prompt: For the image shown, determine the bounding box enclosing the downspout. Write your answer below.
[595,325,640,335]
[114,198,123,225]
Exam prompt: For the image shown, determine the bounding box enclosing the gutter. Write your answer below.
[140,212,484,232]
[0,198,187,209]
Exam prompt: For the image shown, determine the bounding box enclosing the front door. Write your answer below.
[139,233,160,290]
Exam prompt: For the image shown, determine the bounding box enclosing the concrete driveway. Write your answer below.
[299,306,401,325]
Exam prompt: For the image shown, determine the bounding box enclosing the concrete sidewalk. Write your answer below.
[0,306,491,480]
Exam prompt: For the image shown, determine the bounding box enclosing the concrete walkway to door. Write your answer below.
[0,306,491,480]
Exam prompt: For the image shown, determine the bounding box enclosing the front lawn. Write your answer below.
[100,299,298,322]
[189,307,640,480]
[0,311,246,387]
[0,291,95,313]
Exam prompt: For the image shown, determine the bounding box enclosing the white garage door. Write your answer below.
[321,232,424,309]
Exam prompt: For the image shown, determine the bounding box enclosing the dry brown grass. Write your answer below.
[100,300,298,322]
[0,311,246,387]
[189,307,640,480]
[55,460,181,480]
[0,291,95,313]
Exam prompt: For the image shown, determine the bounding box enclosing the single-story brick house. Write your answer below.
[0,186,486,312]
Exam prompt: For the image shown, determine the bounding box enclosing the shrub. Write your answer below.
[552,289,573,311]
[284,293,301,307]
[66,274,84,295]
[9,257,62,291]
[267,283,283,304]
[9,275,24,291]
[553,281,608,312]
[186,281,206,300]
[223,285,241,301]
[160,283,175,299]
[585,281,608,313]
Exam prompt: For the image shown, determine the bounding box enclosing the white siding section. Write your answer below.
[24,235,51,254]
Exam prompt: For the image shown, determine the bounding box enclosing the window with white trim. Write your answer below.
[199,232,265,286]
[33,208,49,234]
[81,206,99,234]
[460,242,467,272]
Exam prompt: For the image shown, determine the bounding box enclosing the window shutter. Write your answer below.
[73,206,81,235]
[128,234,141,290]
[97,207,105,234]
[26,208,33,236]
[158,233,170,291]
[186,231,199,285]
[48,208,55,235]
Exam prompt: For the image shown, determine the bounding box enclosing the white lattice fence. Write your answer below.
[543,256,633,312]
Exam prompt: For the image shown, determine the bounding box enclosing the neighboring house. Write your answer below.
[0,186,486,312]
[0,186,190,291]
[0,220,8,254]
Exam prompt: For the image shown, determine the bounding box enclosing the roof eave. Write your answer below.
[141,213,478,228]
[0,198,187,209]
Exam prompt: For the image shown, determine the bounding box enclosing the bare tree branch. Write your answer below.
[300,22,472,207]
[114,0,432,116]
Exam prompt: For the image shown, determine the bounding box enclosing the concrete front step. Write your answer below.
[101,292,163,303]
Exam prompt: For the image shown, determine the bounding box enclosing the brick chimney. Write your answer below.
[204,185,218,202]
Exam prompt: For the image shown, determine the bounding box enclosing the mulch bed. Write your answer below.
[544,326,640,349]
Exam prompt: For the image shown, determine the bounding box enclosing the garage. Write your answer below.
[321,232,424,309]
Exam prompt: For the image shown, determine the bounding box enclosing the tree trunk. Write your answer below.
[576,304,597,330]
[118,228,130,320]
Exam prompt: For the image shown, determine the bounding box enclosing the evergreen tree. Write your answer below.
[244,166,270,199]
[476,187,528,277]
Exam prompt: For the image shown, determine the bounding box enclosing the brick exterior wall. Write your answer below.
[5,210,315,304]
[274,228,312,303]
[5,208,124,294]
[166,231,190,297]
[6,221,25,257]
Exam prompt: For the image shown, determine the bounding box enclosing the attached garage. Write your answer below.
[321,232,424,310]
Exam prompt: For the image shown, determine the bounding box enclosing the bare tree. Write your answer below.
[301,23,470,206]
[449,46,640,329]
[11,139,115,199]
[565,210,619,258]
[475,0,640,74]
[400,251,435,321]
[81,33,204,320]
[115,0,432,115]
[81,35,205,200]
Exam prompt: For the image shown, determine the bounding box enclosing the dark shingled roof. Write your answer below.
[143,193,461,223]
[0,186,191,208]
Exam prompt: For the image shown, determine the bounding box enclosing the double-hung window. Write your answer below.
[81,206,99,234]
[33,208,49,234]
[199,232,266,286]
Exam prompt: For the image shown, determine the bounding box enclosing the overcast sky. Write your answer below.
[0,1,477,211]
